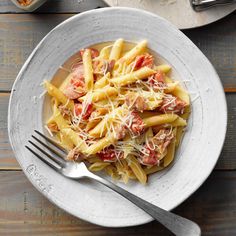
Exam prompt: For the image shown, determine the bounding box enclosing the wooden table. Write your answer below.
[0,1,235,235]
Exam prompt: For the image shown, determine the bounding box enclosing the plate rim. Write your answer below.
[8,7,228,227]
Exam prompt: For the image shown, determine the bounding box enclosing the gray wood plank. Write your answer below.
[1,92,236,170]
[0,170,235,235]
[184,11,236,90]
[0,0,107,13]
[0,13,235,91]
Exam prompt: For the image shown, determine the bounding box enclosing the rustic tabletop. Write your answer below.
[0,0,235,235]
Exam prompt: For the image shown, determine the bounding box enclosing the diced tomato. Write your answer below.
[80,48,99,58]
[98,147,123,162]
[74,103,93,119]
[140,143,159,166]
[134,54,154,70]
[160,95,186,114]
[127,112,145,136]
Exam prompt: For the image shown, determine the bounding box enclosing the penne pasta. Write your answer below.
[44,39,190,184]
[127,155,147,184]
[154,64,171,73]
[89,162,111,172]
[82,49,94,91]
[94,73,110,89]
[109,38,124,61]
[143,114,178,127]
[119,40,147,64]
[85,135,116,155]
[163,129,177,167]
[44,80,74,110]
[61,128,88,151]
[79,86,118,103]
[110,67,155,87]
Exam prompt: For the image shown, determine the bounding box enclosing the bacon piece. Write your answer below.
[125,93,148,112]
[98,147,123,162]
[64,64,85,99]
[74,103,93,120]
[114,125,126,140]
[127,111,145,136]
[80,48,99,58]
[134,54,154,70]
[64,83,83,100]
[160,94,186,114]
[140,143,159,166]
[148,70,166,90]
[107,60,115,73]
[139,129,174,166]
[66,148,85,161]
[47,123,59,133]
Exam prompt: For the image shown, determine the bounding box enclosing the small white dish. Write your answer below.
[8,7,227,227]
[10,0,47,11]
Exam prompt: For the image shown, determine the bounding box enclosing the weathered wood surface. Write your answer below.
[0,171,235,236]
[0,0,108,13]
[0,92,235,170]
[0,12,235,91]
[0,4,235,235]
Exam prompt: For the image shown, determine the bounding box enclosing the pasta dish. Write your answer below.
[44,39,190,184]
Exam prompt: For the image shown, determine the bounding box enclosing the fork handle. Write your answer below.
[86,173,201,236]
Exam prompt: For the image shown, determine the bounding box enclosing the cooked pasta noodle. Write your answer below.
[44,39,190,184]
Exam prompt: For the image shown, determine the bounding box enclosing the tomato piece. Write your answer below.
[127,112,145,136]
[74,103,93,119]
[80,48,99,58]
[160,95,186,114]
[134,54,154,70]
[98,147,123,162]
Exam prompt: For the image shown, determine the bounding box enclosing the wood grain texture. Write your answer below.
[0,0,107,13]
[0,170,235,235]
[0,12,235,91]
[1,92,235,170]
[184,11,236,90]
[0,93,19,169]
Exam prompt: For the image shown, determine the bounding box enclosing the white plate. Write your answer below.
[104,0,236,29]
[8,7,227,227]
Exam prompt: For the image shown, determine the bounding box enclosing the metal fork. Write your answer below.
[191,0,236,11]
[26,130,201,236]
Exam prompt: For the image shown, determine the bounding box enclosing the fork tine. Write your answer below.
[32,135,66,165]
[28,140,64,168]
[25,145,62,171]
[34,130,67,154]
